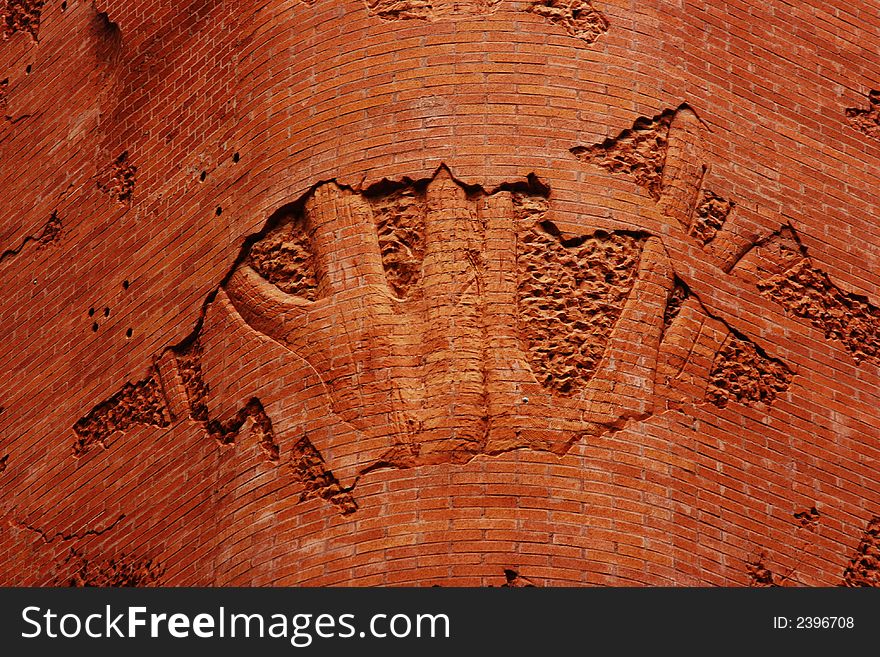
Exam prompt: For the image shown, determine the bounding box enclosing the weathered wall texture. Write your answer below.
[0,0,878,586]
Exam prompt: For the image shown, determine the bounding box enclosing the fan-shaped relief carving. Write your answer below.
[73,109,796,514]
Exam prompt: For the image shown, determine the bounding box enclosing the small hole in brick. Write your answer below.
[215,206,223,216]
[25,65,32,75]
[104,307,110,317]
[92,323,99,332]
[61,0,67,10]
[200,171,207,182]
[232,152,240,163]
[126,328,133,338]
[88,308,95,317]
[122,280,130,290]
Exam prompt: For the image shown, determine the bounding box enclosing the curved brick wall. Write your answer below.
[0,0,878,586]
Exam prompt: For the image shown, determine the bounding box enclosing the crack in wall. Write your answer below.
[0,211,62,266]
[17,514,125,545]
[174,339,280,461]
[176,338,356,513]
[662,277,690,335]
[500,568,538,587]
[571,109,676,200]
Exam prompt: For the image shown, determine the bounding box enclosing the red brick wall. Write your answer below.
[0,0,878,586]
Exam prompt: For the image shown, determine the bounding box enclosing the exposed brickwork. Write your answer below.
[1,0,42,41]
[72,375,171,456]
[0,0,877,588]
[705,333,792,408]
[842,518,880,587]
[67,552,165,587]
[846,90,880,142]
[529,0,609,44]
[571,109,675,200]
[737,227,880,364]
[690,190,733,245]
[98,152,137,203]
[517,212,645,395]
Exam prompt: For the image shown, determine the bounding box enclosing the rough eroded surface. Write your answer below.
[705,334,792,407]
[248,210,319,300]
[1,0,42,40]
[516,197,645,395]
[690,190,733,245]
[98,152,137,203]
[759,258,880,364]
[842,517,880,587]
[68,553,165,587]
[72,375,171,456]
[369,186,426,299]
[738,228,880,364]
[747,553,779,587]
[845,90,880,142]
[571,109,675,199]
[364,0,500,20]
[291,435,358,515]
[529,0,609,44]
